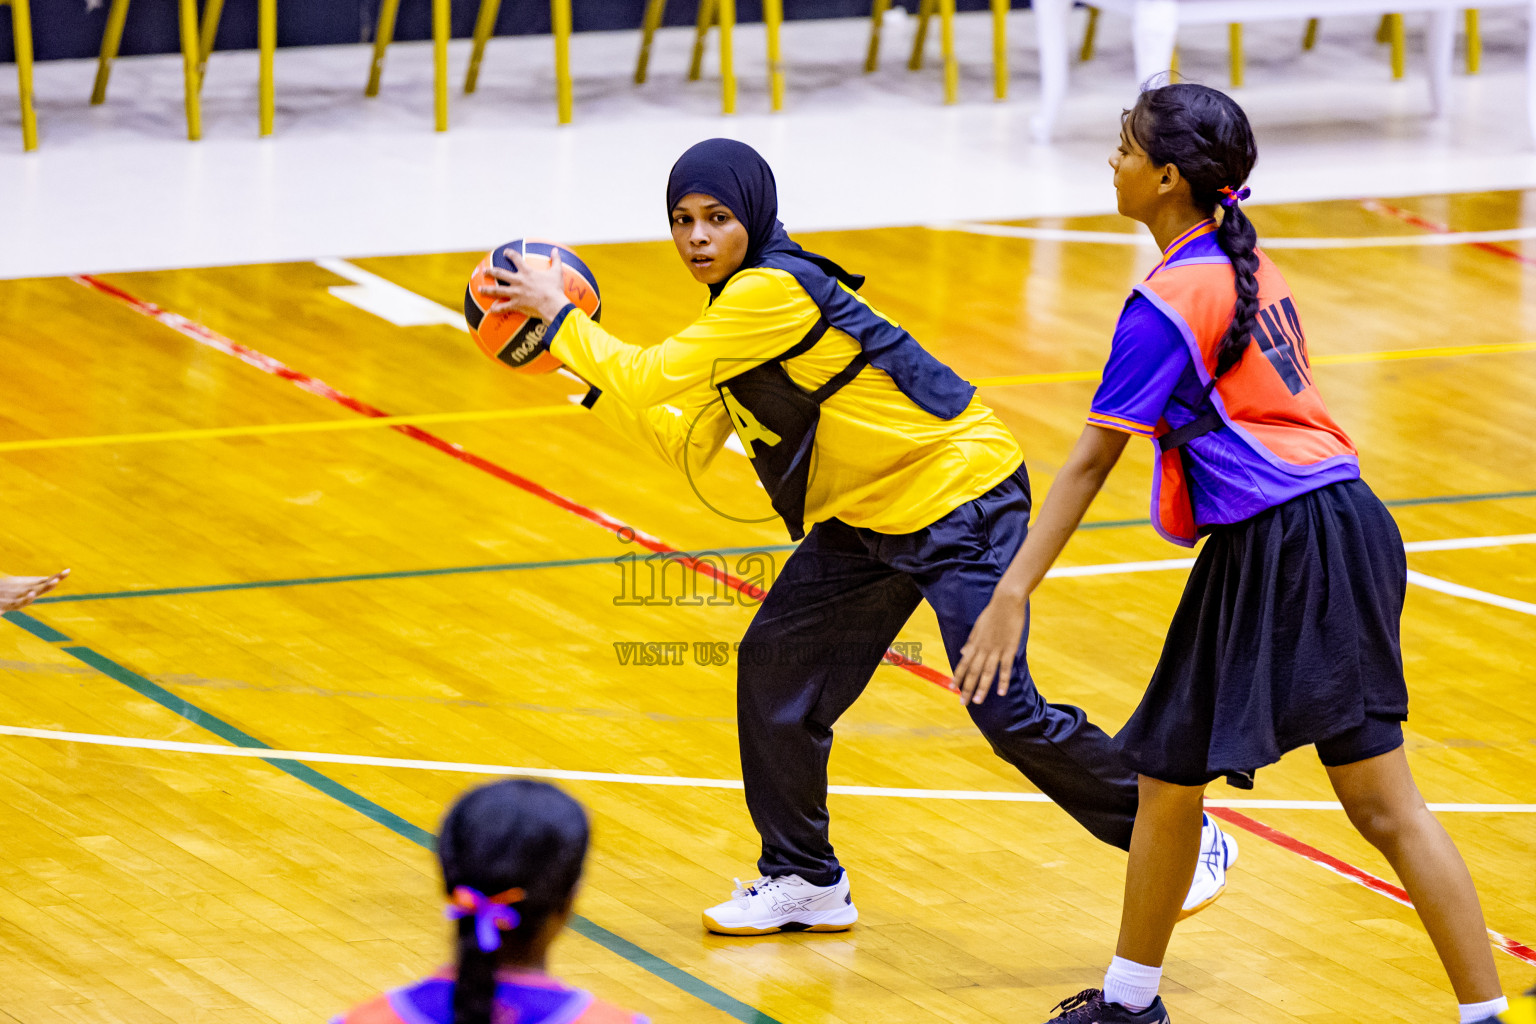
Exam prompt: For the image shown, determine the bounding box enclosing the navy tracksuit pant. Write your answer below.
[738,465,1140,885]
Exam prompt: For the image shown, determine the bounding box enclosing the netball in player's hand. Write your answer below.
[0,568,68,612]
[479,248,573,324]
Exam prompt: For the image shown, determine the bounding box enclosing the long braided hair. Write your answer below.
[437,780,590,1024]
[1125,83,1259,378]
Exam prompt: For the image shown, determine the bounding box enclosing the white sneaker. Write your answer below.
[702,871,858,935]
[1179,812,1238,920]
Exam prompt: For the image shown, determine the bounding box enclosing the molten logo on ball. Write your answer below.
[463,240,603,375]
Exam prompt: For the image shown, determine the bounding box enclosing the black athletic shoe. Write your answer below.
[1040,989,1170,1023]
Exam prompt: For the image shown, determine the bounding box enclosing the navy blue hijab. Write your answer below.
[666,139,974,421]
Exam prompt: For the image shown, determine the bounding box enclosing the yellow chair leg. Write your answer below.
[197,0,225,90]
[91,0,131,105]
[718,0,735,113]
[636,0,667,84]
[865,0,889,73]
[432,0,449,130]
[10,0,36,151]
[1169,44,1179,79]
[178,0,201,139]
[198,0,225,88]
[1302,17,1318,51]
[466,0,502,93]
[1388,12,1405,79]
[1375,13,1391,43]
[1079,5,1099,62]
[689,0,717,81]
[1465,9,1480,74]
[909,0,934,71]
[258,0,275,134]
[552,0,572,123]
[991,0,1006,100]
[366,0,401,97]
[764,0,784,110]
[939,0,956,103]
[1229,22,1242,87]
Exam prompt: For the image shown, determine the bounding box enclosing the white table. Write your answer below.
[1029,0,1536,142]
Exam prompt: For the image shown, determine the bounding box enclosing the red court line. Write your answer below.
[71,274,955,692]
[1210,807,1536,967]
[76,272,1536,967]
[1362,199,1536,268]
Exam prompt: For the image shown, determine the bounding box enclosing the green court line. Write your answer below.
[35,545,796,606]
[0,610,783,1024]
[1385,488,1536,508]
[5,612,71,642]
[26,486,1536,608]
[0,521,1223,607]
[37,554,655,604]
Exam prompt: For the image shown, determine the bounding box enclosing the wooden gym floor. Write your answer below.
[0,189,1533,1024]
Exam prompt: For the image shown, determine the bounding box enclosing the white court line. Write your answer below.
[319,258,594,394]
[1044,534,1535,586]
[930,221,1536,249]
[1402,533,1536,553]
[316,258,468,331]
[0,725,1529,813]
[3,538,1527,807]
[1047,558,1195,578]
[1406,570,1536,617]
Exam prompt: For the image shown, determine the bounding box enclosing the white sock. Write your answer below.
[1459,996,1509,1023]
[1103,955,1162,1013]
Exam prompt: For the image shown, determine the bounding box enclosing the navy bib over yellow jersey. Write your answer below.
[716,316,849,540]
[546,268,1021,535]
[723,247,978,538]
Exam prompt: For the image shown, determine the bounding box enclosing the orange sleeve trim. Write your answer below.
[1087,412,1156,437]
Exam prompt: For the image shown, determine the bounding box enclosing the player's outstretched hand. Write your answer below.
[953,590,1027,705]
[0,568,69,612]
[479,249,572,324]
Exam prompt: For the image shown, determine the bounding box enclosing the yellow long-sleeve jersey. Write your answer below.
[549,266,1022,535]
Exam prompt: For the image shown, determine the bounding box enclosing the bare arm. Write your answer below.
[953,425,1130,703]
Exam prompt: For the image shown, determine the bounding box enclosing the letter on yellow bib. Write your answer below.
[720,388,782,456]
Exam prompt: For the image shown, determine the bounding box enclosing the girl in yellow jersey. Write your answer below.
[482,138,1229,935]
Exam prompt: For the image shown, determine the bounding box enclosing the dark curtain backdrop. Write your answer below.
[0,0,1034,63]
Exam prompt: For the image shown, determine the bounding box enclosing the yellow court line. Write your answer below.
[972,339,1536,388]
[973,370,1101,387]
[5,339,1533,455]
[0,404,584,454]
[1311,340,1536,365]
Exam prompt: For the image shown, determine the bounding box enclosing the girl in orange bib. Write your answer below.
[331,780,645,1024]
[954,83,1509,1024]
